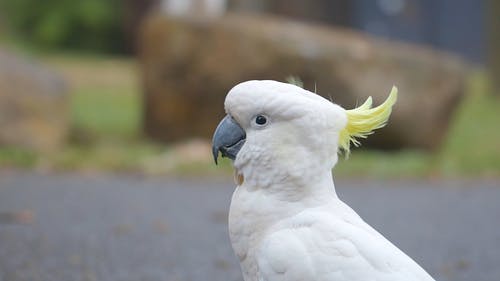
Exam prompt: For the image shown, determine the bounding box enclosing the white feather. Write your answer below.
[224,80,435,281]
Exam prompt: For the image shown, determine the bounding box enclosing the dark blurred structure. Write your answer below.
[123,0,159,52]
[0,0,488,63]
[228,0,352,26]
[125,0,486,63]
[229,0,485,64]
[488,0,500,96]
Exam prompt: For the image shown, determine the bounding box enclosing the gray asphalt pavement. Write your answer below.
[0,172,498,281]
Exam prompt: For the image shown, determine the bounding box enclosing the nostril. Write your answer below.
[220,146,229,157]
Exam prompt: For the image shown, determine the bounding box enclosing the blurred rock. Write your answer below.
[0,49,68,151]
[139,13,466,149]
[124,0,228,53]
[143,139,213,175]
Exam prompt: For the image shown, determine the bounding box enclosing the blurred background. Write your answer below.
[0,1,499,281]
[0,0,497,178]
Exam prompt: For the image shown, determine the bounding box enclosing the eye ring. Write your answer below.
[254,115,268,126]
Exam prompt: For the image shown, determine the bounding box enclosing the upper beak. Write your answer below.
[212,115,246,165]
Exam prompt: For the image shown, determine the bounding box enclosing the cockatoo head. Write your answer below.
[212,80,397,188]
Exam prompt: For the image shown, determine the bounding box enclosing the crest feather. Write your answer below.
[285,76,304,88]
[339,86,398,155]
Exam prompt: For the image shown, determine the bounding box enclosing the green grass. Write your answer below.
[437,73,500,177]
[38,54,169,173]
[0,53,498,178]
[71,88,140,138]
[334,150,433,179]
[47,140,163,172]
[41,54,142,138]
[0,147,38,168]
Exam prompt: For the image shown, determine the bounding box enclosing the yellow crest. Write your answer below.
[339,86,398,155]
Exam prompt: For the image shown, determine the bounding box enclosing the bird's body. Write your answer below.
[229,175,434,281]
[212,80,435,281]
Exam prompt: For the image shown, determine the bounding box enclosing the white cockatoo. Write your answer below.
[212,80,435,281]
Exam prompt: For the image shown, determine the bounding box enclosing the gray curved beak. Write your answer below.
[212,115,246,165]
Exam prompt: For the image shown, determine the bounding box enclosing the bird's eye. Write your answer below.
[255,115,268,126]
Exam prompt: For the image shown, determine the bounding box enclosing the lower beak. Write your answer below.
[212,115,246,164]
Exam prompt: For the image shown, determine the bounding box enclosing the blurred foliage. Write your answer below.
[0,0,126,53]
